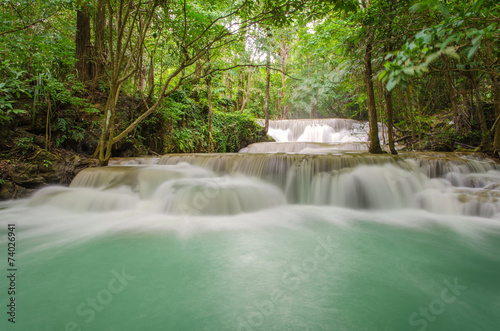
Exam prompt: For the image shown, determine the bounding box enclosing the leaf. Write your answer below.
[437,4,450,17]
[409,3,421,12]
[386,79,397,92]
[472,35,482,45]
[403,67,415,76]
[441,35,457,50]
[425,52,440,64]
[12,109,27,115]
[467,43,479,59]
[442,47,459,59]
[467,29,479,38]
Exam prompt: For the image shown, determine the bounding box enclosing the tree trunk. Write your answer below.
[240,69,252,113]
[264,48,271,134]
[192,61,203,85]
[76,7,92,82]
[93,0,106,80]
[148,56,154,92]
[377,83,386,145]
[484,39,500,154]
[207,76,213,152]
[279,42,289,119]
[237,69,244,111]
[364,39,382,153]
[383,87,397,154]
[472,80,492,151]
[441,55,459,131]
[493,81,500,153]
[281,69,288,119]
[227,77,233,111]
[97,84,120,166]
[405,87,417,143]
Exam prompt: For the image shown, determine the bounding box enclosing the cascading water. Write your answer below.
[1,119,500,331]
[246,118,388,153]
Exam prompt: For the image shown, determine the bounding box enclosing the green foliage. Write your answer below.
[380,0,499,91]
[152,91,262,154]
[0,61,30,124]
[34,71,87,108]
[211,112,261,152]
[1,0,497,157]
[170,128,199,153]
[15,137,35,155]
[53,116,86,147]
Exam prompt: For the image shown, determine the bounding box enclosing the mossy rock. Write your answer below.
[0,181,33,200]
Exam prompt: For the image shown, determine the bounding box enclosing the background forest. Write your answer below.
[0,0,499,192]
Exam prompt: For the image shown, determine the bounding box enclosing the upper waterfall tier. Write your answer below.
[239,142,369,153]
[259,118,387,143]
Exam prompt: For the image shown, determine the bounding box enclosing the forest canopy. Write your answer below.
[0,0,499,164]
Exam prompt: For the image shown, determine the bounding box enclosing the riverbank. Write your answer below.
[0,147,97,200]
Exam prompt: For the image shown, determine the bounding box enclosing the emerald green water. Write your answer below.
[1,205,500,330]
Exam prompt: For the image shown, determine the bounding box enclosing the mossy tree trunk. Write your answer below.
[383,86,397,154]
[76,6,92,82]
[364,36,382,154]
[93,0,106,81]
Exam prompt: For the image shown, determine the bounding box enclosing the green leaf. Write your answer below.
[472,35,482,45]
[441,35,457,50]
[403,67,415,76]
[425,52,440,64]
[442,47,459,59]
[467,43,479,59]
[437,4,450,17]
[467,29,479,37]
[378,71,387,81]
[386,79,397,91]
[12,109,27,115]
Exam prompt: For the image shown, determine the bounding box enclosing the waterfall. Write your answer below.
[259,118,387,144]
[40,151,492,217]
[1,118,500,331]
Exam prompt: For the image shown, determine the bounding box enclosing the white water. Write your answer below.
[261,118,387,144]
[37,152,489,218]
[249,118,390,153]
[1,118,500,331]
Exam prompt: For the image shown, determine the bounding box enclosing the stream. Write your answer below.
[1,118,499,331]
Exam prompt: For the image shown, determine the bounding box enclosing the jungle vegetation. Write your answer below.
[0,0,499,165]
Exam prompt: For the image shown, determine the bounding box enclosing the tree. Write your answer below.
[264,28,271,133]
[94,0,158,164]
[380,0,500,152]
[363,30,383,153]
[75,3,92,82]
[94,0,107,80]
[94,0,315,164]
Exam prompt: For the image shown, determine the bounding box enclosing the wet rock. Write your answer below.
[0,148,98,200]
[0,180,33,200]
